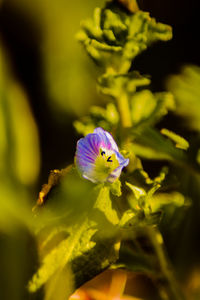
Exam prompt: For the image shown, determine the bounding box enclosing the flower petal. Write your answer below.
[108,155,129,183]
[94,127,119,151]
[75,127,129,183]
[75,133,101,174]
[115,151,129,168]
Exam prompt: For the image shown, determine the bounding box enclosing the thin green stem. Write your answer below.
[117,93,132,129]
[147,226,185,300]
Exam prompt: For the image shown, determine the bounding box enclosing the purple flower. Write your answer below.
[75,127,129,183]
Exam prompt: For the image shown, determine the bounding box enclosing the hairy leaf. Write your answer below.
[98,71,150,98]
[29,173,121,296]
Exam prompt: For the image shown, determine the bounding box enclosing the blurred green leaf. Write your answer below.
[161,128,189,150]
[28,215,97,293]
[109,179,122,197]
[8,0,104,116]
[130,127,187,162]
[150,192,185,213]
[125,166,185,224]
[119,209,136,227]
[74,102,120,136]
[91,103,119,125]
[126,181,146,200]
[29,172,121,296]
[0,47,40,187]
[94,185,119,225]
[74,118,95,136]
[44,265,74,300]
[0,44,41,300]
[0,45,40,232]
[131,90,175,127]
[167,65,200,131]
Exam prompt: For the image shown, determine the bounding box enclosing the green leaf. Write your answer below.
[125,169,180,223]
[125,169,185,225]
[105,102,120,125]
[28,215,97,293]
[73,119,95,136]
[44,265,74,300]
[123,11,172,65]
[0,45,40,232]
[167,65,200,131]
[125,181,148,212]
[119,209,137,228]
[90,103,119,126]
[94,185,119,225]
[161,128,189,150]
[128,11,172,43]
[131,90,175,126]
[29,211,120,295]
[78,4,172,72]
[0,48,40,186]
[109,179,122,197]
[29,173,120,295]
[74,103,120,136]
[130,127,187,163]
[98,71,150,98]
[149,192,185,212]
[125,181,146,200]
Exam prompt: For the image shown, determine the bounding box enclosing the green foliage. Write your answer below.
[160,128,189,150]
[0,47,40,229]
[28,2,193,299]
[77,2,172,73]
[29,170,121,297]
[129,127,188,162]
[98,71,151,98]
[30,159,186,297]
[0,45,40,300]
[130,90,175,127]
[167,65,200,131]
[2,1,200,300]
[74,102,119,135]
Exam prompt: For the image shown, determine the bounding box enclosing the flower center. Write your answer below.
[101,150,113,162]
[91,147,120,182]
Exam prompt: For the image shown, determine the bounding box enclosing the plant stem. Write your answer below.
[117,93,132,129]
[147,226,185,300]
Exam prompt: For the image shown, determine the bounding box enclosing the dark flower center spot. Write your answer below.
[107,156,112,162]
[101,151,106,156]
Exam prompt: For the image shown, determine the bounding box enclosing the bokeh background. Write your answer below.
[0,0,200,299]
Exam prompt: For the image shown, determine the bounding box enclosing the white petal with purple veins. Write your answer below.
[75,128,129,183]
